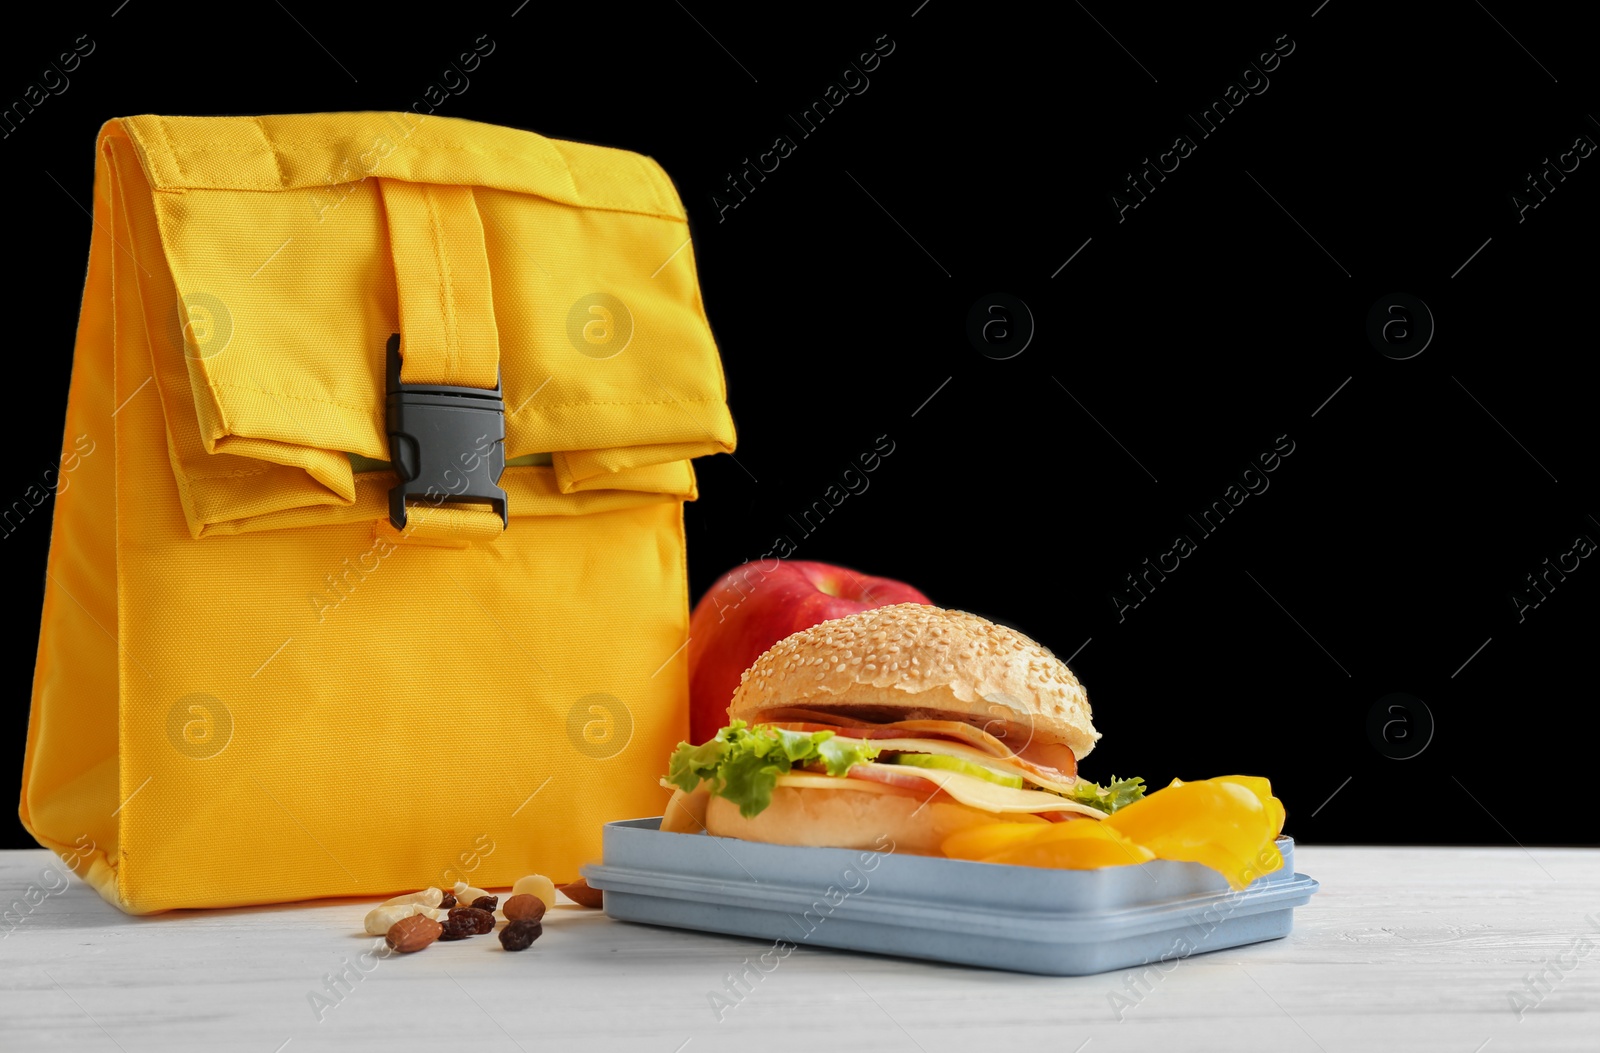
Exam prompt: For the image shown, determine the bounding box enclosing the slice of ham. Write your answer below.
[763,718,1078,786]
[755,710,1077,776]
[755,708,880,728]
[843,763,944,794]
[888,720,1019,756]
[751,709,1078,775]
[1013,740,1081,781]
[781,766,949,802]
[892,720,1079,781]
[758,710,1022,758]
[765,721,935,741]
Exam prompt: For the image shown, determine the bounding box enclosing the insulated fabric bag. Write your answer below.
[19,112,735,913]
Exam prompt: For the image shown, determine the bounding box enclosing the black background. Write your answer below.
[3,2,1594,849]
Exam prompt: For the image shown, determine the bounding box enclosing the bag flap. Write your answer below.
[98,112,734,536]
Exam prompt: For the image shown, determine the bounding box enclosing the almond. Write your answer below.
[386,914,443,953]
[558,878,603,909]
[503,894,546,923]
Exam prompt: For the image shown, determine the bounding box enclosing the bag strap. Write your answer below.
[378,180,506,540]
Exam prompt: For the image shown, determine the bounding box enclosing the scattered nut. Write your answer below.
[558,878,604,909]
[499,918,543,951]
[364,879,555,954]
[442,906,496,938]
[502,894,546,923]
[452,881,491,905]
[511,873,557,910]
[381,887,443,909]
[386,914,443,953]
[364,902,447,936]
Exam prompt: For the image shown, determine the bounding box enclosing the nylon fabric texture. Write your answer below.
[19,112,735,913]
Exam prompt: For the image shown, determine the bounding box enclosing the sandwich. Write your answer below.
[661,603,1145,855]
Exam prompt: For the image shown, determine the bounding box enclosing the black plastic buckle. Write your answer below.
[384,333,508,531]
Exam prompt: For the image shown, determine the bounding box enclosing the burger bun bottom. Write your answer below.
[704,785,1047,856]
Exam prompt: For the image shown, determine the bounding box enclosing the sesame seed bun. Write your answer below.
[703,786,1047,856]
[726,603,1101,760]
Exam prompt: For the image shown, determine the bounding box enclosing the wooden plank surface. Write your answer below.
[2,846,1596,1051]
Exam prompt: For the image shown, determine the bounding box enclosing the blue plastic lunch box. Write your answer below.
[582,820,1318,976]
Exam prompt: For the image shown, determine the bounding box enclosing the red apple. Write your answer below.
[687,560,932,744]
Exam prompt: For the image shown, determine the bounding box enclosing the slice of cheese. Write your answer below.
[849,763,1106,818]
[774,767,1106,819]
[773,772,906,794]
[829,736,1082,796]
[671,773,926,798]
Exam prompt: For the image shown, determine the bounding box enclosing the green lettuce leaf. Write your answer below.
[1063,775,1146,814]
[665,720,880,819]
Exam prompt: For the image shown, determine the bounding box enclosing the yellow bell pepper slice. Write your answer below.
[942,821,1058,861]
[943,819,1155,869]
[985,821,1156,870]
[942,775,1288,890]
[1203,776,1286,839]
[1104,777,1283,890]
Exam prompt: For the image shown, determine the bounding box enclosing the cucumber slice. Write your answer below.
[890,753,1024,788]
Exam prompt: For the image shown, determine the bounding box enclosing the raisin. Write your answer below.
[499,918,542,951]
[470,895,498,912]
[439,917,473,940]
[446,906,496,935]
[438,891,457,909]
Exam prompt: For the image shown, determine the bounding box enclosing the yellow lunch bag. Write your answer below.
[19,112,735,913]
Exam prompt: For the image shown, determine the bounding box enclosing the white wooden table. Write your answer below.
[2,846,1596,1051]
